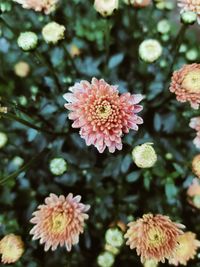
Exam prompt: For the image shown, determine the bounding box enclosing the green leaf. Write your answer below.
[126,171,141,183]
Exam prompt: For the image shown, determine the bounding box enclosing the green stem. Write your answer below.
[0,149,47,185]
[104,19,111,76]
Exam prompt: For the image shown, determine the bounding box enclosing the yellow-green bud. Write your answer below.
[132,143,157,168]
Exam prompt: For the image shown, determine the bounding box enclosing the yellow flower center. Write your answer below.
[147,228,165,248]
[96,100,112,120]
[182,70,200,93]
[51,213,68,233]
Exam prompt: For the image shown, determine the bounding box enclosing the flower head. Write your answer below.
[97,251,115,267]
[49,158,68,176]
[0,234,24,264]
[14,61,30,77]
[42,22,65,44]
[105,228,124,248]
[63,78,143,153]
[124,214,184,263]
[94,0,118,17]
[13,0,59,14]
[181,10,198,24]
[17,32,38,51]
[190,117,200,148]
[30,193,90,251]
[132,143,157,168]
[168,232,200,266]
[139,39,162,63]
[178,0,200,24]
[192,154,200,178]
[187,178,200,209]
[170,64,200,109]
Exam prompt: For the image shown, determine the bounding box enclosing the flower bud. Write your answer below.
[139,39,162,63]
[105,228,124,248]
[186,49,199,61]
[132,143,157,168]
[49,158,67,176]
[14,61,30,77]
[17,32,38,51]
[97,251,115,267]
[157,19,171,34]
[42,22,66,44]
[94,0,118,17]
[143,259,158,267]
[0,234,24,264]
[0,132,8,148]
[192,155,200,179]
[181,11,197,25]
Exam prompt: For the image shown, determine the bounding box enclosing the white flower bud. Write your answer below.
[94,0,118,17]
[42,22,66,44]
[97,251,115,267]
[49,158,67,176]
[17,32,38,51]
[105,228,124,248]
[14,61,30,77]
[181,11,197,25]
[0,132,8,148]
[157,19,171,34]
[132,143,157,168]
[139,39,162,63]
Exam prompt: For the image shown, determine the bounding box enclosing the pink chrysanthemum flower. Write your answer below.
[0,234,24,264]
[178,0,200,23]
[169,64,200,109]
[13,0,59,14]
[30,193,90,251]
[187,178,200,209]
[190,117,200,149]
[168,232,200,266]
[124,214,185,263]
[63,78,143,153]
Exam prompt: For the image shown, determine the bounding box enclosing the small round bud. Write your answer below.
[49,158,67,176]
[12,156,24,167]
[94,0,119,17]
[0,132,8,148]
[181,11,197,25]
[42,22,66,44]
[0,234,24,264]
[14,61,30,77]
[179,44,188,53]
[165,153,173,160]
[139,39,162,63]
[97,251,115,267]
[157,19,171,34]
[143,259,158,267]
[18,96,27,106]
[192,155,200,179]
[105,228,124,248]
[186,49,199,61]
[17,32,38,51]
[132,143,157,168]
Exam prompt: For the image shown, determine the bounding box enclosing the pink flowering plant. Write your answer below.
[0,0,200,266]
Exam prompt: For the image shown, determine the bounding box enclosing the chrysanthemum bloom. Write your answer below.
[63,78,143,153]
[178,0,200,24]
[17,32,38,51]
[42,22,65,44]
[168,232,200,266]
[133,0,151,8]
[30,193,90,251]
[169,64,200,109]
[190,117,200,149]
[192,154,200,178]
[14,61,30,78]
[13,0,59,14]
[0,234,24,264]
[94,0,119,17]
[124,214,185,263]
[187,178,200,209]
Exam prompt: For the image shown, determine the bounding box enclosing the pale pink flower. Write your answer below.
[63,78,143,153]
[13,0,59,14]
[178,0,200,24]
[190,117,200,149]
[30,193,90,251]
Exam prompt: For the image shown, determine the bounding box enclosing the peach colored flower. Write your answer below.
[169,232,200,266]
[30,193,90,251]
[134,0,151,8]
[0,234,24,264]
[178,0,200,23]
[63,78,143,153]
[192,154,200,178]
[124,214,184,263]
[187,178,200,209]
[169,64,200,109]
[190,117,200,149]
[13,0,59,14]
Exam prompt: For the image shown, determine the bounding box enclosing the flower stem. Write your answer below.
[104,19,111,76]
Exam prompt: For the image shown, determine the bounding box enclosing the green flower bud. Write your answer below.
[49,158,67,176]
[139,39,162,63]
[97,251,115,267]
[42,22,66,44]
[0,132,8,148]
[181,11,197,25]
[186,49,199,61]
[132,143,157,168]
[105,228,124,248]
[157,19,171,34]
[17,32,38,51]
